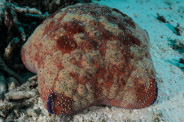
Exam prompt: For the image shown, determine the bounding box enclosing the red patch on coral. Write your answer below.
[63,21,85,34]
[42,13,67,37]
[57,36,77,54]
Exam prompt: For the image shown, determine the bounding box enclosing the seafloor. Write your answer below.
[0,0,184,121]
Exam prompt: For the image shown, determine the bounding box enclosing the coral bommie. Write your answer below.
[21,3,157,115]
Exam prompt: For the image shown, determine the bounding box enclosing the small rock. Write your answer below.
[174,23,183,36]
[157,13,167,23]
[27,108,41,117]
[0,111,7,118]
[14,109,20,118]
[5,90,37,100]
[16,76,37,91]
[7,77,19,91]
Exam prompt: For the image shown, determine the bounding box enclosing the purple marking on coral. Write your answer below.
[47,94,54,114]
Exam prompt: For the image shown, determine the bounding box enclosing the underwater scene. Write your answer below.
[0,0,184,121]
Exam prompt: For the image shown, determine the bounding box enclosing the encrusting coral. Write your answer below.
[22,3,158,115]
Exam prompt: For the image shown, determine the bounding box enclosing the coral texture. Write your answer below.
[21,3,157,115]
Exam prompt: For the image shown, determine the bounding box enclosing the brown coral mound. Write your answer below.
[21,3,157,115]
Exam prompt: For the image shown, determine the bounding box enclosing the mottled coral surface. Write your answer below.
[21,3,157,115]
